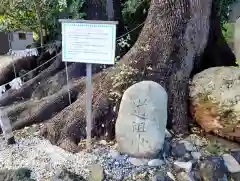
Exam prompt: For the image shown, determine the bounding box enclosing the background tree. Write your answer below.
[0,0,86,43]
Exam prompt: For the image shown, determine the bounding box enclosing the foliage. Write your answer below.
[0,0,86,40]
[205,141,228,156]
[122,0,149,25]
[216,0,238,26]
[119,0,237,54]
[221,23,240,66]
[222,23,234,44]
[0,0,237,45]
[110,64,140,102]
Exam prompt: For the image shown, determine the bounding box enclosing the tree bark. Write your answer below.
[0,0,237,153]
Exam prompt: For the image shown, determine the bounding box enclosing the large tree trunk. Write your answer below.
[0,0,237,153]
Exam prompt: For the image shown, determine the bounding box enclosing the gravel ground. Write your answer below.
[2,124,239,181]
[0,124,161,181]
[0,124,98,181]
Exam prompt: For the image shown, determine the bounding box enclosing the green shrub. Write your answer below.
[222,23,234,44]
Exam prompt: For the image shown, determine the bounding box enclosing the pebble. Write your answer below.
[179,140,196,152]
[186,134,207,147]
[183,153,193,161]
[222,154,240,173]
[108,149,120,158]
[171,143,187,157]
[3,123,235,181]
[191,152,202,160]
[128,157,149,166]
[99,140,107,145]
[147,159,164,167]
[174,161,192,173]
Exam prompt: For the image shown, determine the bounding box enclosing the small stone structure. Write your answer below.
[115,81,168,158]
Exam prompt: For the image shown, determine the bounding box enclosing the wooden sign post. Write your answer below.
[59,19,117,149]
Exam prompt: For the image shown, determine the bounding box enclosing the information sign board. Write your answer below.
[61,20,117,64]
[59,19,118,150]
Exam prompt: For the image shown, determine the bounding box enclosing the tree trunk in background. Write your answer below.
[0,0,237,153]
[191,0,237,76]
[85,0,124,34]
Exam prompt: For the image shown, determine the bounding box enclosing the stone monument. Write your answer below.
[115,81,168,158]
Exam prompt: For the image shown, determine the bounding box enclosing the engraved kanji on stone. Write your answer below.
[132,122,146,132]
[131,98,148,119]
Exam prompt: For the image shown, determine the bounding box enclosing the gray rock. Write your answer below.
[147,159,164,167]
[191,152,202,160]
[152,171,175,181]
[116,81,168,158]
[183,153,193,162]
[174,161,192,173]
[171,143,187,157]
[179,140,196,152]
[189,67,240,139]
[99,140,107,145]
[128,157,149,166]
[222,154,240,173]
[185,134,207,147]
[200,156,228,181]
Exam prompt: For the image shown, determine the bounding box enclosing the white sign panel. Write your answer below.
[62,22,117,64]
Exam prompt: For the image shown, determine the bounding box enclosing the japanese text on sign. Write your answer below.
[62,23,116,64]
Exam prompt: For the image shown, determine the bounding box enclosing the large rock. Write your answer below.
[115,81,168,158]
[189,67,240,141]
